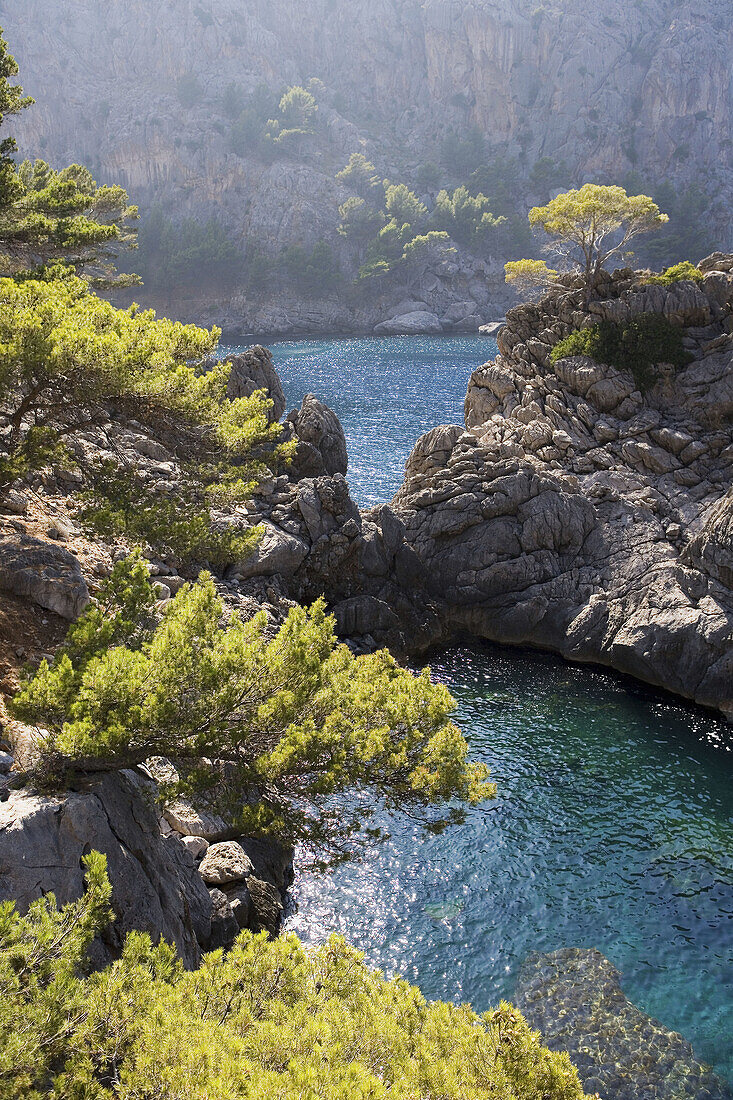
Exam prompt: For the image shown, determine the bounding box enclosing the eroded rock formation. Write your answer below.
[346,257,733,717]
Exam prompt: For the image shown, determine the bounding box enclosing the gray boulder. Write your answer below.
[373,310,443,335]
[0,535,89,620]
[0,771,212,968]
[198,840,254,885]
[235,521,309,579]
[287,394,348,477]
[226,345,286,423]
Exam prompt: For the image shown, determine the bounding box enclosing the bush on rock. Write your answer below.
[0,853,585,1099]
[11,556,493,864]
[550,312,692,392]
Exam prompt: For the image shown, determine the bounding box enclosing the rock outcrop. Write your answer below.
[225,345,286,422]
[515,948,732,1100]
[0,771,212,967]
[0,535,90,621]
[0,763,294,964]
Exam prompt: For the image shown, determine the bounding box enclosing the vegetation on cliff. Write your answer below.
[550,313,693,393]
[12,555,493,862]
[1,854,585,1099]
[520,184,668,305]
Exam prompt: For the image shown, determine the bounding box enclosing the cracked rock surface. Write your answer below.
[324,258,733,718]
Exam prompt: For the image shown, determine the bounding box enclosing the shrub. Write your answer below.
[0,855,585,1099]
[550,313,693,391]
[12,558,492,861]
[176,73,204,108]
[643,260,703,286]
[0,273,288,562]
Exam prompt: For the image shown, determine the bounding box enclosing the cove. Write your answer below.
[226,335,733,1083]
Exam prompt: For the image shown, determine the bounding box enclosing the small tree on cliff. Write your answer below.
[0,27,139,286]
[520,183,668,305]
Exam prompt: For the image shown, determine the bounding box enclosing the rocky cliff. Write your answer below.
[199,264,733,720]
[3,0,731,332]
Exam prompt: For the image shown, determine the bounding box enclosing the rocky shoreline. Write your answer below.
[1,257,732,1093]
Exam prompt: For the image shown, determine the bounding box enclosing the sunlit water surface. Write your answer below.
[225,335,733,1082]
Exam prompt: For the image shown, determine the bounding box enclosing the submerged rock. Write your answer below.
[514,947,732,1100]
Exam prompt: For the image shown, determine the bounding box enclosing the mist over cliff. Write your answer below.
[4,0,732,332]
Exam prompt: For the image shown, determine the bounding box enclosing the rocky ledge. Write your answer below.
[515,948,732,1100]
[220,259,733,720]
[323,255,733,719]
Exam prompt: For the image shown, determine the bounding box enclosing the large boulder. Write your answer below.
[287,394,348,476]
[0,771,212,968]
[515,948,732,1100]
[226,345,286,423]
[0,535,89,620]
[234,521,309,579]
[373,310,443,335]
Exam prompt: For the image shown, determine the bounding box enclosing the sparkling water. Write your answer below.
[225,335,733,1082]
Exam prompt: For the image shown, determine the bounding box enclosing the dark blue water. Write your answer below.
[228,336,733,1082]
[225,335,496,507]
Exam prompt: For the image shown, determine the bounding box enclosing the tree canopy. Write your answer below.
[12,556,493,862]
[504,258,558,299]
[0,273,288,562]
[1,853,585,1099]
[527,183,668,303]
[336,153,384,203]
[0,27,138,286]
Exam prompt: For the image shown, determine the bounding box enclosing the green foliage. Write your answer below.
[0,24,33,219]
[0,861,584,1099]
[337,195,384,244]
[13,561,492,860]
[0,31,137,287]
[0,851,114,1097]
[0,274,288,562]
[279,240,340,295]
[278,86,318,131]
[415,161,441,191]
[432,185,505,249]
[136,207,242,287]
[550,313,693,392]
[228,84,278,157]
[384,183,428,231]
[222,81,246,119]
[643,260,704,286]
[336,153,384,203]
[639,179,716,267]
[529,183,668,303]
[267,86,319,151]
[529,156,567,193]
[176,72,203,108]
[505,258,558,300]
[440,125,486,177]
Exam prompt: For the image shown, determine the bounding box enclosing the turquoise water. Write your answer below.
[228,336,733,1081]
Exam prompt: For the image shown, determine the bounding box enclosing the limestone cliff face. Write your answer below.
[3,0,732,329]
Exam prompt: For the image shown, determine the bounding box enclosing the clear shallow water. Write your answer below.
[288,646,733,1082]
[228,335,733,1081]
[224,335,496,508]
